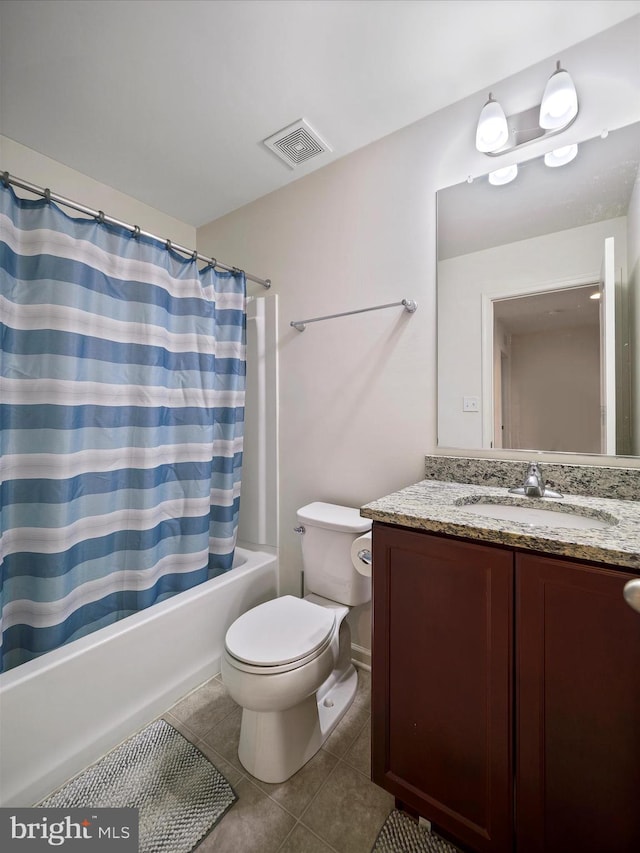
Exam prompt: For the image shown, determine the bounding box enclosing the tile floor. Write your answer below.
[163,667,395,853]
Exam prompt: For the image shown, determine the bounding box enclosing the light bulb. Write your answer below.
[476,94,509,153]
[488,164,518,186]
[539,63,578,130]
[544,144,578,168]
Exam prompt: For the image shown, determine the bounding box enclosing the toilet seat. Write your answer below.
[225,596,336,674]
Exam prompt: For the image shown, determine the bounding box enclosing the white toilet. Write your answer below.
[221,501,372,783]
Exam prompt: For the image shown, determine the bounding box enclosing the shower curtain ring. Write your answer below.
[44,188,51,203]
[166,239,172,251]
[209,257,217,269]
[192,249,199,261]
[97,210,105,224]
[132,225,141,239]
[1,171,9,187]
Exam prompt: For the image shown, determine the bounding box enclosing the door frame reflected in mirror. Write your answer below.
[481,277,605,454]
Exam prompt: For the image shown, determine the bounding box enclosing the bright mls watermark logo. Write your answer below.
[0,808,138,851]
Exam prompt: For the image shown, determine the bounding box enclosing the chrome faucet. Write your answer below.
[509,463,563,499]
[523,462,545,497]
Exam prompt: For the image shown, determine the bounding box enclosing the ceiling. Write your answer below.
[494,285,601,337]
[1,0,639,227]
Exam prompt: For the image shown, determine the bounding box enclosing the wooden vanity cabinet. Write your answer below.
[371,523,514,852]
[371,522,640,853]
[515,552,640,853]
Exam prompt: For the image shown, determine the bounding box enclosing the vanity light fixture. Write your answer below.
[544,144,578,168]
[488,164,518,186]
[475,60,579,157]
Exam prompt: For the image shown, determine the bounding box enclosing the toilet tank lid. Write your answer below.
[297,502,372,533]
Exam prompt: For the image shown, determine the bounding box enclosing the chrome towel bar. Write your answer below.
[290,298,417,332]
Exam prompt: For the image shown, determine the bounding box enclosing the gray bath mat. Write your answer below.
[372,809,461,853]
[39,718,237,853]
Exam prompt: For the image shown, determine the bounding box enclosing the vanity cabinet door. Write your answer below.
[372,523,513,853]
[516,553,640,853]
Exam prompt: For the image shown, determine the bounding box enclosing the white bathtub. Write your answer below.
[0,545,278,806]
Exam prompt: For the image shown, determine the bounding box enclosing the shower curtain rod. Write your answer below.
[1,171,271,289]
[290,298,418,331]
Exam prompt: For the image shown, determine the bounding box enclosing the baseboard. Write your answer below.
[351,643,371,672]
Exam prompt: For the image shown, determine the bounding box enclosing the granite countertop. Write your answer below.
[361,479,640,571]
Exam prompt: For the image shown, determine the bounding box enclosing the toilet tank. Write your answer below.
[296,502,372,606]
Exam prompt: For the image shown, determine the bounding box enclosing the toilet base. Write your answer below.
[237,663,358,783]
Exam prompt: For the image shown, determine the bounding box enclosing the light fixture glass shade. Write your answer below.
[544,144,578,168]
[475,95,509,153]
[539,64,578,129]
[488,164,518,186]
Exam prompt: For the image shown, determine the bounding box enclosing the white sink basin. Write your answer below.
[455,501,615,530]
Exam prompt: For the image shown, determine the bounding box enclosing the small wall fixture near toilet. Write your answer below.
[221,502,372,783]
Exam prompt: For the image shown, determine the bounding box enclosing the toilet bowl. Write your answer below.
[222,594,355,782]
[222,502,371,783]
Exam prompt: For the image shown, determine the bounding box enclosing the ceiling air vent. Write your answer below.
[263,118,332,169]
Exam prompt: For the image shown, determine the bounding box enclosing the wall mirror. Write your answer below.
[436,121,640,458]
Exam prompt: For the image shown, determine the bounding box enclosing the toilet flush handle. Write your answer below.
[294,525,305,535]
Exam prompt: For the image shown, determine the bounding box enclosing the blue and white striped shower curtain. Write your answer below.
[0,184,246,673]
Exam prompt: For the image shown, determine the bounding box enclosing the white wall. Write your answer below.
[200,146,434,654]
[509,325,601,453]
[0,136,196,246]
[197,19,640,657]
